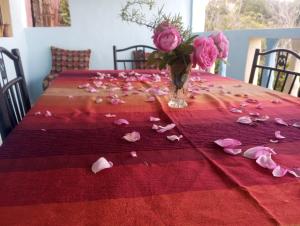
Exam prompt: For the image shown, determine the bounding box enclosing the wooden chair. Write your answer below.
[0,48,31,140]
[113,45,157,70]
[249,48,300,97]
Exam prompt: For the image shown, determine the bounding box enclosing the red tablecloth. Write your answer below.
[0,70,299,226]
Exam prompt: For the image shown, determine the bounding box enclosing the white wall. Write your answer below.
[25,0,192,102]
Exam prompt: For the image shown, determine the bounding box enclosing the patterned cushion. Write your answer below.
[51,46,91,73]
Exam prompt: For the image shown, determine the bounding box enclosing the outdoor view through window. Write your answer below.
[205,0,300,31]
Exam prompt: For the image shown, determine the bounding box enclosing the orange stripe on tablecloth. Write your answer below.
[0,188,278,226]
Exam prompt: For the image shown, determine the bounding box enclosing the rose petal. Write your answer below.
[254,115,270,122]
[152,124,159,130]
[123,131,141,142]
[256,103,263,109]
[275,131,285,139]
[167,135,183,142]
[105,113,116,118]
[223,148,242,155]
[157,123,176,133]
[272,99,281,104]
[230,107,242,114]
[114,119,129,125]
[275,118,289,126]
[150,116,160,122]
[249,112,260,117]
[270,139,279,143]
[35,111,42,116]
[130,151,137,158]
[95,97,103,104]
[243,146,276,159]
[288,168,300,177]
[78,83,90,89]
[214,138,242,148]
[292,122,300,128]
[91,157,113,174]
[256,153,277,170]
[246,98,258,104]
[237,116,253,125]
[41,129,47,132]
[86,87,97,93]
[146,96,156,102]
[272,165,288,177]
[45,110,52,117]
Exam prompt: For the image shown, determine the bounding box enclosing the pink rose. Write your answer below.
[153,23,182,52]
[192,37,218,70]
[210,32,229,59]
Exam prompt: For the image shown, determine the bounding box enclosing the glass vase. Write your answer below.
[168,63,191,108]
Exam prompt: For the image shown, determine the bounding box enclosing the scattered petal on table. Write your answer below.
[237,116,253,125]
[105,113,116,118]
[272,165,288,177]
[146,96,156,102]
[95,97,103,104]
[130,151,137,158]
[292,122,300,128]
[41,129,47,132]
[223,148,242,155]
[91,157,113,174]
[157,123,176,133]
[288,168,300,177]
[270,139,279,143]
[230,107,242,114]
[35,111,42,116]
[275,118,289,126]
[152,124,159,130]
[272,99,281,104]
[256,153,277,170]
[114,119,129,125]
[68,95,74,99]
[167,135,183,142]
[256,103,263,109]
[111,98,125,105]
[150,116,160,122]
[86,87,97,93]
[275,131,286,139]
[123,131,141,142]
[246,98,258,104]
[243,146,276,159]
[78,83,90,89]
[45,110,52,117]
[249,112,260,117]
[214,138,242,148]
[254,115,270,122]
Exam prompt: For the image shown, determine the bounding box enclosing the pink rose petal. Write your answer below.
[272,99,281,104]
[130,151,137,158]
[254,115,270,122]
[150,116,160,122]
[270,139,279,143]
[41,129,47,132]
[45,110,52,117]
[95,97,103,104]
[230,107,242,114]
[275,118,289,126]
[243,146,276,159]
[152,124,159,130]
[256,153,277,170]
[78,83,90,89]
[223,148,242,155]
[167,135,183,142]
[123,131,141,142]
[157,123,176,133]
[105,113,116,118]
[146,96,156,102]
[288,168,300,177]
[114,119,129,125]
[246,98,258,104]
[249,112,260,117]
[272,165,288,177]
[275,131,285,139]
[91,157,113,174]
[292,122,300,128]
[237,116,253,125]
[256,103,263,109]
[214,138,242,148]
[35,111,42,116]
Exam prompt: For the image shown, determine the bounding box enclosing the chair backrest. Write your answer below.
[113,45,157,70]
[0,47,31,139]
[249,48,300,96]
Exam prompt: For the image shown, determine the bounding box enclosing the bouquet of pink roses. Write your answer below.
[121,0,229,90]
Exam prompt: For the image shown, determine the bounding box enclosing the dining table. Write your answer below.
[0,69,299,226]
